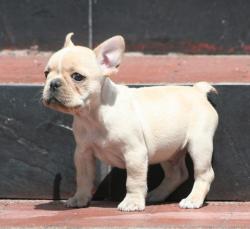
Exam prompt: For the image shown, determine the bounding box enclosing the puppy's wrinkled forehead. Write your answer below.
[47,46,100,75]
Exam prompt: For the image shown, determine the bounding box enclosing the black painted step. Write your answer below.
[0,85,249,201]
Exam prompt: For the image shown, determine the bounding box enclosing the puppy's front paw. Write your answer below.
[65,195,90,208]
[179,197,203,209]
[118,194,145,212]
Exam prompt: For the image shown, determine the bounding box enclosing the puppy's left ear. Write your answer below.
[94,36,125,76]
[64,32,75,48]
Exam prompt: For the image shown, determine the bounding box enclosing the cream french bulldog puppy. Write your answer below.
[42,33,218,211]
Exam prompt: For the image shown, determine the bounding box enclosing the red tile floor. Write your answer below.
[0,200,250,228]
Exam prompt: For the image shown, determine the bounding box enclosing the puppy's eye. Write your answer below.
[71,72,86,81]
[44,70,49,78]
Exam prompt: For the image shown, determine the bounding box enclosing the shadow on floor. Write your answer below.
[34,200,118,211]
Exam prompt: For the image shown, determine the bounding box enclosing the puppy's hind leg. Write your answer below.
[179,136,214,209]
[147,155,188,203]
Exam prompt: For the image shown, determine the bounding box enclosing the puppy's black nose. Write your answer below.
[50,78,62,91]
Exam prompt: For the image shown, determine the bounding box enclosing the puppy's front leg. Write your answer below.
[66,147,95,208]
[118,148,148,211]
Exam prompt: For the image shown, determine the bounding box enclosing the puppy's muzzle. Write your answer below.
[50,78,62,92]
[44,78,63,105]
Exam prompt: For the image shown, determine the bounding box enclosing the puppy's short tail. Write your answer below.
[193,82,218,108]
[193,81,217,95]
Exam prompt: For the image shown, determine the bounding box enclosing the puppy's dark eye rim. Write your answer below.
[44,70,49,78]
[71,72,86,81]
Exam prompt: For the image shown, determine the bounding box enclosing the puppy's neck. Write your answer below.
[73,77,118,119]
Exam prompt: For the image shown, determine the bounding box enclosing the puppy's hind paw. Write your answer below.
[179,197,203,209]
[146,191,166,203]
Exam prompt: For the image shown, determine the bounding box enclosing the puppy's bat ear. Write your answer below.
[64,32,75,48]
[94,35,125,76]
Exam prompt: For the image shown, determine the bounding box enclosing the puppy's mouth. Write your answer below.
[42,94,83,115]
[43,95,64,106]
[46,96,64,106]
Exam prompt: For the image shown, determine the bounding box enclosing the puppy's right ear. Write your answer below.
[64,32,75,48]
[94,36,125,76]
